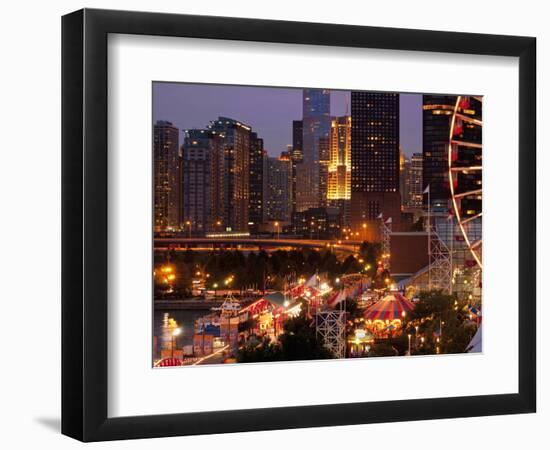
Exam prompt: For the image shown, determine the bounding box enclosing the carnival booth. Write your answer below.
[238,292,301,339]
[363,291,415,336]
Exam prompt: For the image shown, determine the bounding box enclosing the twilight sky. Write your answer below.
[153,82,422,158]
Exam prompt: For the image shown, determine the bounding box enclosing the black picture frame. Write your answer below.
[62,8,536,442]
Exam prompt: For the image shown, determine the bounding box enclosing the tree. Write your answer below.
[411,290,455,320]
[237,336,282,363]
[359,241,382,277]
[407,290,477,355]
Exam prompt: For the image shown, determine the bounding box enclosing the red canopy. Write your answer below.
[156,357,182,367]
[364,292,414,321]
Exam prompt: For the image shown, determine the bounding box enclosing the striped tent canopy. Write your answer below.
[155,357,183,367]
[364,292,415,321]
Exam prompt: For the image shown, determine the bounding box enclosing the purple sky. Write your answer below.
[153,82,422,157]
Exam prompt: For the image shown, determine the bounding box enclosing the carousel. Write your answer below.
[363,291,415,336]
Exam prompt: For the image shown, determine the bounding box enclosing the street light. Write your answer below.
[274,221,280,240]
[171,327,182,358]
[408,334,412,356]
[362,223,367,241]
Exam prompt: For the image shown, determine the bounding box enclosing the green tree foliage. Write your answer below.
[237,336,282,363]
[278,311,334,361]
[406,290,478,355]
[359,241,382,277]
[156,248,365,295]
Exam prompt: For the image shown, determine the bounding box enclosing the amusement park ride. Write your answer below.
[422,95,483,300]
[448,95,483,270]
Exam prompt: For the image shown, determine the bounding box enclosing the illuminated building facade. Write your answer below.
[182,129,223,234]
[422,95,456,210]
[296,89,331,212]
[400,152,423,209]
[153,120,180,232]
[291,207,341,239]
[327,115,351,226]
[409,153,424,208]
[291,119,303,215]
[248,132,265,232]
[350,92,401,229]
[209,117,251,232]
[265,152,292,222]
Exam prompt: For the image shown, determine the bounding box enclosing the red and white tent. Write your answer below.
[364,292,414,322]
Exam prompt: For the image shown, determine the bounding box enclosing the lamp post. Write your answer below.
[185,220,192,238]
[408,333,412,356]
[171,327,181,358]
[362,223,367,241]
[274,221,280,240]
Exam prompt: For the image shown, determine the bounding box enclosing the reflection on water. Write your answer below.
[153,310,207,358]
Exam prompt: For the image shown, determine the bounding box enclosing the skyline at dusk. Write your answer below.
[152,85,482,367]
[153,82,422,157]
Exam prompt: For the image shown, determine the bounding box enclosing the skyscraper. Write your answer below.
[295,89,331,212]
[153,120,180,232]
[350,92,401,229]
[291,119,303,216]
[265,152,292,222]
[401,152,424,209]
[400,152,411,208]
[249,132,265,232]
[209,117,252,232]
[181,129,223,234]
[422,95,457,210]
[327,115,352,225]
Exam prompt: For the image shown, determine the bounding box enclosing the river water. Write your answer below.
[153,309,210,358]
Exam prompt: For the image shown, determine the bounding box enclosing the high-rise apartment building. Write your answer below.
[208,117,251,232]
[401,152,423,209]
[408,153,424,208]
[265,152,292,222]
[350,92,401,228]
[181,129,224,234]
[249,132,265,232]
[295,89,331,212]
[291,119,303,216]
[153,120,180,232]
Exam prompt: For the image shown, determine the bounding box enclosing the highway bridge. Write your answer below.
[154,237,362,254]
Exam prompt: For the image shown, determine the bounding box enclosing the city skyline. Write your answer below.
[153,82,422,158]
[152,85,482,367]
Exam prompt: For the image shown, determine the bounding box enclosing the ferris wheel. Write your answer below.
[448,95,483,269]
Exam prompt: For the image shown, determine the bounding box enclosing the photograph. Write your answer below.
[152,83,482,367]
